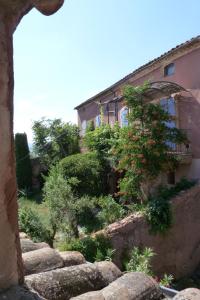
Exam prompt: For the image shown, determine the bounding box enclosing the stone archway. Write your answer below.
[0,0,64,289]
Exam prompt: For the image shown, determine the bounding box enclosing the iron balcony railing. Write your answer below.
[167,129,192,156]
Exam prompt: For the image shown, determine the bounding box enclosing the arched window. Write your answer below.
[120,107,128,127]
[160,97,176,116]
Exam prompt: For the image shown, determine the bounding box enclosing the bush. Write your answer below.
[60,152,107,196]
[97,195,125,225]
[73,195,126,233]
[74,196,102,233]
[58,234,113,263]
[146,178,196,234]
[125,247,155,275]
[43,165,79,240]
[18,206,51,244]
[146,194,172,234]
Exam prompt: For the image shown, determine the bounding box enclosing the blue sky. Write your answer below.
[13,0,200,143]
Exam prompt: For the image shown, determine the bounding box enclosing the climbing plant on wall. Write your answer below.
[113,82,188,203]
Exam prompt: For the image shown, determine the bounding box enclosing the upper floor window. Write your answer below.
[160,97,176,116]
[95,115,101,127]
[120,107,129,127]
[164,63,175,76]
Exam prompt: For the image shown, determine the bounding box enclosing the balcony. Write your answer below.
[167,129,192,164]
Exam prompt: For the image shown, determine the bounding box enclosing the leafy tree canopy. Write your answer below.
[32,118,80,168]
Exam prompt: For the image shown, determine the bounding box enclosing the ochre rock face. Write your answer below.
[31,0,64,16]
[0,0,64,289]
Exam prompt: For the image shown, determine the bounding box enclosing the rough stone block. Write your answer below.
[25,261,122,300]
[173,288,200,299]
[0,285,45,300]
[20,239,50,253]
[71,272,163,300]
[23,247,64,275]
[59,251,86,267]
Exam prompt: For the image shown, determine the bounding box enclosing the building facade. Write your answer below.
[75,36,200,183]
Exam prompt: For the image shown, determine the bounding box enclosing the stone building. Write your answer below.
[75,36,200,184]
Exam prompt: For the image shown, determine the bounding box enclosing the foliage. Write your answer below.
[18,206,51,244]
[73,195,101,233]
[113,83,188,202]
[160,274,174,287]
[146,194,172,234]
[60,152,107,197]
[84,122,121,157]
[125,247,155,276]
[146,178,196,234]
[95,248,116,262]
[15,133,32,190]
[73,195,126,233]
[32,118,79,168]
[97,195,125,225]
[58,234,113,263]
[43,164,79,240]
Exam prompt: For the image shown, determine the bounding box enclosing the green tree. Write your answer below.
[114,83,187,202]
[84,122,121,158]
[32,118,80,167]
[15,133,32,190]
[43,165,79,241]
[60,152,107,196]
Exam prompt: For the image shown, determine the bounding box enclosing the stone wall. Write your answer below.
[102,184,200,279]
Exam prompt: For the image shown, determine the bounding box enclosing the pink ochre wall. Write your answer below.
[77,44,200,180]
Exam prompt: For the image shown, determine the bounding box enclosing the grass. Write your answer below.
[18,192,49,226]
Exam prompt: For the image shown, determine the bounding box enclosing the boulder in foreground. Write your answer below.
[173,288,200,299]
[25,261,122,300]
[71,272,163,300]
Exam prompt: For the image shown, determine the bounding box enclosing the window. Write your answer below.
[81,120,87,136]
[165,120,176,151]
[160,97,176,116]
[120,107,128,127]
[95,115,101,127]
[164,63,175,76]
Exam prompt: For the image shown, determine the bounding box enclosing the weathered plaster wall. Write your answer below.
[0,0,64,289]
[102,184,200,279]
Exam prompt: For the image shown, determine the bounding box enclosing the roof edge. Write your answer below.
[75,35,200,110]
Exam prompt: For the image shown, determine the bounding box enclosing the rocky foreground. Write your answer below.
[0,234,200,300]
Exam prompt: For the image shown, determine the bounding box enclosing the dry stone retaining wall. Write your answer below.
[101,184,200,279]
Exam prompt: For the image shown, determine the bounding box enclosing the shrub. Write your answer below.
[146,178,196,234]
[60,152,107,196]
[58,234,113,263]
[15,133,32,190]
[160,274,174,287]
[125,247,155,276]
[18,206,51,244]
[146,195,172,234]
[73,196,102,233]
[97,195,125,225]
[73,195,126,233]
[43,164,79,240]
